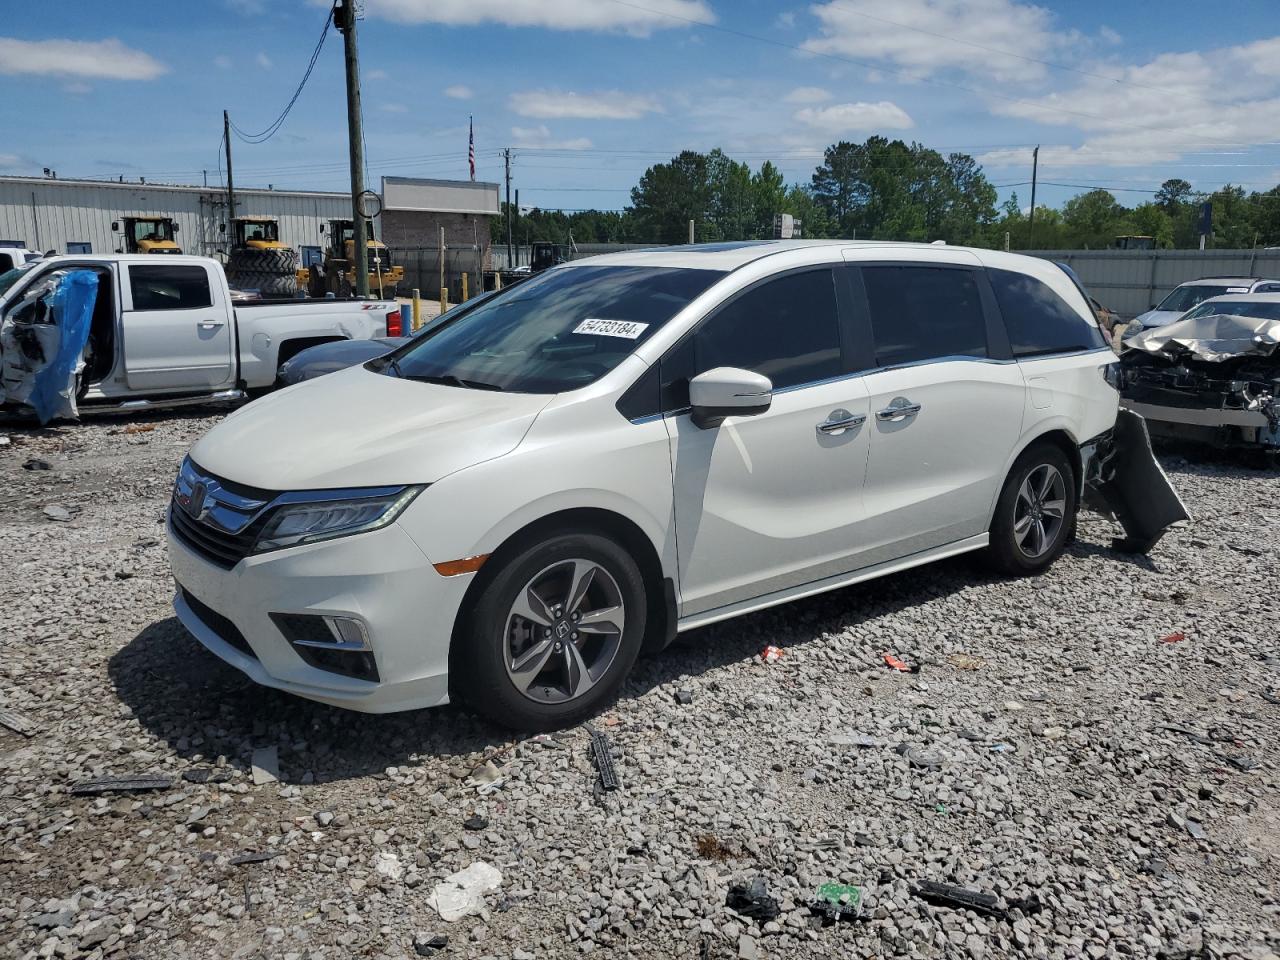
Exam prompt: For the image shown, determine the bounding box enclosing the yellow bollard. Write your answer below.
[411,288,421,331]
[495,271,503,290]
[440,286,448,316]
[462,272,469,301]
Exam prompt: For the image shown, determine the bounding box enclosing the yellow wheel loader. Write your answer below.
[112,217,182,254]
[298,219,404,298]
[225,216,298,297]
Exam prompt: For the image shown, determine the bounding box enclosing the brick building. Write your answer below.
[381,177,501,297]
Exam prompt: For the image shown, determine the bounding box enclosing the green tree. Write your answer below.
[1061,189,1126,248]
[630,150,712,243]
[1154,178,1194,215]
[748,160,787,238]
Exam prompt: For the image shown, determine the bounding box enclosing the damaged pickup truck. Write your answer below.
[0,254,402,423]
[1120,293,1280,456]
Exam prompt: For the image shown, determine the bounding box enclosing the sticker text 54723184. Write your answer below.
[572,318,649,340]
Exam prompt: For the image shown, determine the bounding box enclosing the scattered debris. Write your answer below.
[830,733,881,749]
[228,850,279,866]
[696,834,737,862]
[462,814,488,831]
[412,933,449,956]
[913,879,1003,917]
[946,652,985,670]
[809,882,864,924]
[589,730,620,792]
[725,876,780,922]
[1221,755,1260,772]
[1186,820,1206,841]
[1261,689,1280,705]
[70,775,172,795]
[883,652,917,672]
[760,645,784,663]
[250,746,280,785]
[21,458,51,471]
[989,742,1017,754]
[1069,786,1098,799]
[1160,725,1213,746]
[374,851,404,880]
[467,760,502,789]
[674,688,694,705]
[0,708,36,738]
[1159,631,1186,644]
[42,504,76,522]
[124,423,157,435]
[427,861,502,922]
[897,744,944,770]
[182,767,229,784]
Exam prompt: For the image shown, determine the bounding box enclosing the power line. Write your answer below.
[230,5,334,144]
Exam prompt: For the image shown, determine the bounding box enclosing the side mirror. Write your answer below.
[219,223,226,234]
[172,223,180,233]
[689,367,772,429]
[319,224,326,234]
[111,221,119,232]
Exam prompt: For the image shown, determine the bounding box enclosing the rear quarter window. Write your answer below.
[989,268,1105,357]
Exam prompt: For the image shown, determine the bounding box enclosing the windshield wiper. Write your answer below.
[408,373,505,392]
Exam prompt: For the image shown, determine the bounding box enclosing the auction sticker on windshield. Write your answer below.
[573,318,649,339]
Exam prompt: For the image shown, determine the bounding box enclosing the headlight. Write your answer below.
[253,485,424,553]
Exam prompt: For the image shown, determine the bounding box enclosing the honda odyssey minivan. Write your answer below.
[167,240,1186,729]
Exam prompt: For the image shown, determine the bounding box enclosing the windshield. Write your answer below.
[0,263,36,299]
[1183,299,1280,322]
[1155,284,1242,313]
[378,265,721,393]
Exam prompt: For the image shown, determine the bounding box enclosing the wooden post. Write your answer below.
[411,288,421,330]
[438,225,446,305]
[462,272,469,301]
[495,271,502,290]
[440,286,448,315]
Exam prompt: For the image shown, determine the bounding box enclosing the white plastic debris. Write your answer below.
[427,861,502,922]
[251,746,280,785]
[374,851,403,881]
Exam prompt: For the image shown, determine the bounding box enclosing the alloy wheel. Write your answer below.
[503,558,625,705]
[1013,463,1067,559]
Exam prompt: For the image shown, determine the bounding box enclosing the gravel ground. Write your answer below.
[1,412,1277,960]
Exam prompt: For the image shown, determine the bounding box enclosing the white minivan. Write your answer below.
[167,241,1186,729]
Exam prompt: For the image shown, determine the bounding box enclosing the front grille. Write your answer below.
[180,588,258,661]
[170,503,261,569]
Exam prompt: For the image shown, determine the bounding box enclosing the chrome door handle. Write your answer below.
[876,397,922,422]
[197,320,225,328]
[817,410,867,434]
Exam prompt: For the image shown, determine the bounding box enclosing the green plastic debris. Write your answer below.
[810,883,863,923]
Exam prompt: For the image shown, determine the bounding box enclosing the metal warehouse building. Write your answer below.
[0,175,501,282]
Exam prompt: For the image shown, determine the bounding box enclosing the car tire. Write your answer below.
[986,442,1078,576]
[454,531,648,731]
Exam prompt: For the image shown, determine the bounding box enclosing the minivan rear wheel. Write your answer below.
[987,442,1077,576]
[455,531,647,730]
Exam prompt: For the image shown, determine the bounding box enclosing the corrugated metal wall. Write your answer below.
[1028,249,1280,318]
[0,177,354,258]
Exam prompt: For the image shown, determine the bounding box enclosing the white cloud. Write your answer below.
[444,84,473,100]
[364,0,713,35]
[256,51,273,69]
[775,11,797,29]
[801,0,1059,84]
[980,41,1280,169]
[1098,25,1122,46]
[795,100,914,133]
[213,54,232,69]
[511,124,593,150]
[366,68,389,81]
[0,153,23,168]
[0,37,167,80]
[783,86,832,104]
[509,89,661,119]
[380,103,408,113]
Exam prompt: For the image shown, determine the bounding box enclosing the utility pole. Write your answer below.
[504,148,513,270]
[223,110,236,240]
[1028,144,1039,250]
[335,0,369,297]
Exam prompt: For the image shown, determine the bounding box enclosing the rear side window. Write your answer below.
[129,265,212,311]
[862,266,986,366]
[693,269,841,390]
[989,268,1106,357]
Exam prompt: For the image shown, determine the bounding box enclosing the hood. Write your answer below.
[189,364,553,489]
[1123,312,1280,363]
[1135,309,1183,328]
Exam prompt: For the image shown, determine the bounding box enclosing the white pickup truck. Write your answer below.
[0,254,401,419]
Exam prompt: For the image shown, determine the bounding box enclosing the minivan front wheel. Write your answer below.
[456,531,647,730]
[987,442,1077,575]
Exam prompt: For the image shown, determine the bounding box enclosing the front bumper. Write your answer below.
[167,515,472,713]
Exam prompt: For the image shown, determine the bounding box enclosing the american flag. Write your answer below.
[468,116,475,181]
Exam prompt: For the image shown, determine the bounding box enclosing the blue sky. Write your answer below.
[2,0,1278,214]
